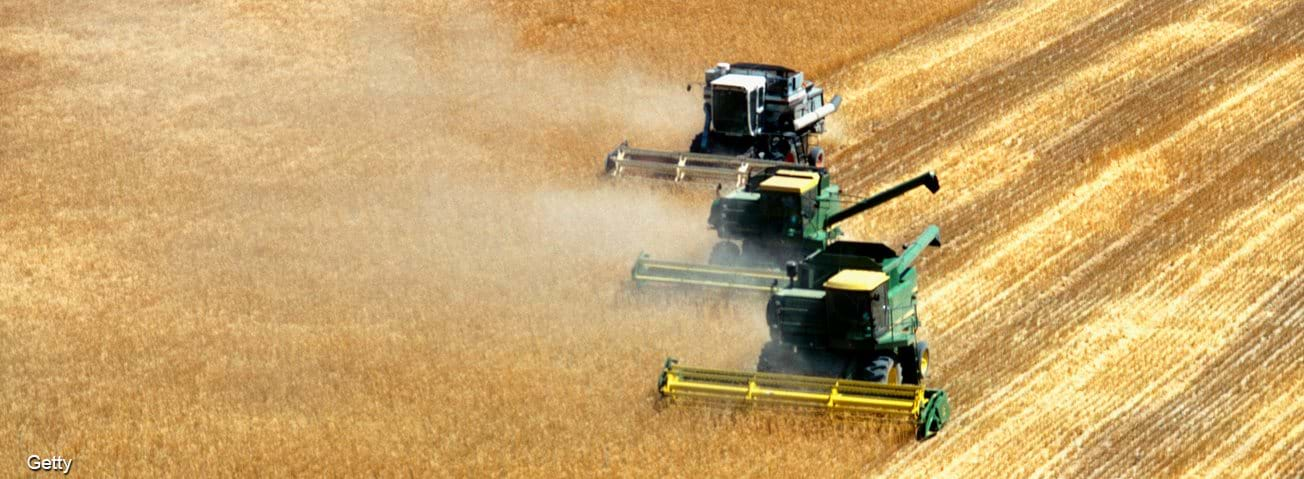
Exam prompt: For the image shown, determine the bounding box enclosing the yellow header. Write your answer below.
[823,269,888,291]
[759,170,820,194]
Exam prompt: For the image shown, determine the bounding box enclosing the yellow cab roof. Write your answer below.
[759,169,820,194]
[823,269,889,291]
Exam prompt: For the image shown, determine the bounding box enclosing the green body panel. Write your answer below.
[707,170,842,266]
[632,171,940,293]
[765,226,941,379]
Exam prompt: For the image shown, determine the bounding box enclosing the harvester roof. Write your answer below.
[711,73,768,92]
[729,62,797,76]
[823,269,888,291]
[759,170,820,194]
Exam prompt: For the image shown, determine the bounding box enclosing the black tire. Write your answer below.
[757,341,796,373]
[900,347,919,384]
[913,341,930,381]
[807,146,825,167]
[708,241,741,266]
[689,132,707,153]
[864,355,903,385]
[739,241,773,267]
[901,342,930,384]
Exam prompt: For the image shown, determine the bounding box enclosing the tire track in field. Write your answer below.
[1210,386,1304,478]
[1058,112,1304,477]
[935,59,1304,409]
[829,10,1298,472]
[1238,404,1304,476]
[939,127,1299,477]
[1041,172,1304,477]
[954,0,1297,240]
[874,51,1303,476]
[837,0,1299,474]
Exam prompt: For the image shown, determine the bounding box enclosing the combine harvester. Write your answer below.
[658,225,951,440]
[632,170,940,292]
[603,62,841,187]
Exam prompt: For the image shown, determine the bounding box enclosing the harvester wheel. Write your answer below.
[866,356,903,385]
[757,341,796,373]
[708,242,742,266]
[740,241,769,265]
[915,341,930,380]
[807,146,825,168]
[903,342,930,384]
[690,132,707,153]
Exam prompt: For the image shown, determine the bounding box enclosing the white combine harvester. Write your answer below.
[603,62,842,187]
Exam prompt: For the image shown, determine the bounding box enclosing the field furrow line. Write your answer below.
[831,0,1121,147]
[841,0,1277,246]
[1178,302,1304,476]
[956,181,1304,477]
[1082,264,1304,476]
[880,68,1303,474]
[924,3,1303,269]
[1237,401,1304,477]
[980,121,1302,419]
[877,82,1303,479]
[925,108,1302,421]
[1040,157,1304,474]
[930,53,1303,340]
[839,0,1212,191]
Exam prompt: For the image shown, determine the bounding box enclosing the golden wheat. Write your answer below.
[3,0,1300,476]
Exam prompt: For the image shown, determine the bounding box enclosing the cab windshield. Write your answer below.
[711,88,751,135]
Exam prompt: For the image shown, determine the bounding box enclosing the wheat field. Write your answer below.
[3,0,1301,476]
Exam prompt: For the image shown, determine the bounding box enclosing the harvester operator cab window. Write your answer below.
[757,170,821,232]
[757,193,797,233]
[710,74,767,136]
[826,289,871,329]
[823,270,891,337]
[711,87,750,136]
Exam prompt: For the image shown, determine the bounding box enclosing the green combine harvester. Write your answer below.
[632,169,940,292]
[657,225,951,439]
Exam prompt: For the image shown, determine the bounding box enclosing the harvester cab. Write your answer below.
[604,62,842,186]
[704,168,840,265]
[766,225,943,384]
[658,225,951,440]
[694,63,841,165]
